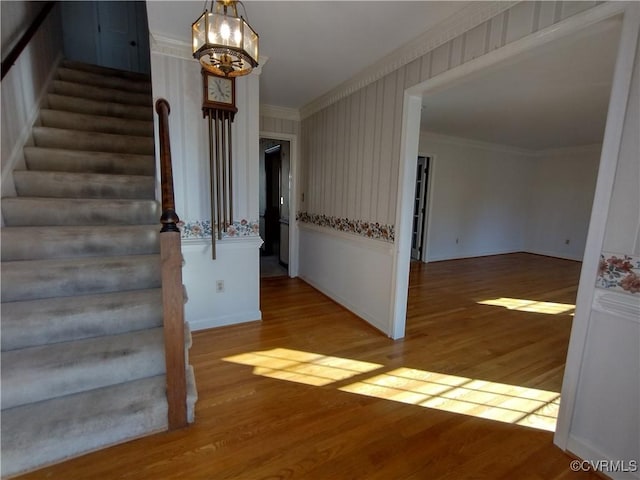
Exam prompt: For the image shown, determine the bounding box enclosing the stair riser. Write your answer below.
[48,94,153,121]
[1,329,166,409]
[1,226,159,261]
[24,147,155,175]
[1,256,161,302]
[1,289,163,351]
[52,80,152,106]
[13,171,155,200]
[40,110,154,137]
[1,198,159,227]
[1,371,196,478]
[57,68,152,93]
[61,59,151,82]
[33,127,154,155]
[0,59,197,478]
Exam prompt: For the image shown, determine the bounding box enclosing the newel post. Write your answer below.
[155,98,188,430]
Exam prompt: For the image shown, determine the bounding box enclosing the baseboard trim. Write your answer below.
[187,310,262,332]
[298,274,388,336]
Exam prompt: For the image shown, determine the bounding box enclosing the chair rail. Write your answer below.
[155,98,188,430]
[1,1,56,80]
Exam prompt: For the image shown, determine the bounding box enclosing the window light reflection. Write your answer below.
[223,348,383,387]
[339,368,560,432]
[479,297,575,315]
[223,348,560,432]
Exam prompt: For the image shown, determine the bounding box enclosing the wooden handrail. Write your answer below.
[155,98,188,430]
[155,99,181,233]
[1,1,56,80]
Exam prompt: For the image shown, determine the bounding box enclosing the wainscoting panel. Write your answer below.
[182,238,262,331]
[298,224,394,335]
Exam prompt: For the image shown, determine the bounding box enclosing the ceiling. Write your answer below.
[146,2,622,151]
[146,1,471,108]
[420,16,622,150]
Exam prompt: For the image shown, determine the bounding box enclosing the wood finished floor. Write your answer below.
[16,253,600,480]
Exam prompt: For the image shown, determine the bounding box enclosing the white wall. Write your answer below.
[146,13,262,330]
[1,2,63,198]
[418,133,601,263]
[525,145,601,260]
[298,224,394,334]
[418,132,532,261]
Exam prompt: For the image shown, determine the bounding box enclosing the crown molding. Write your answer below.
[300,1,517,120]
[420,130,536,157]
[149,32,192,59]
[149,32,267,75]
[260,104,301,122]
[534,143,603,157]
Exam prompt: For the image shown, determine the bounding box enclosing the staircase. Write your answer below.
[1,60,196,478]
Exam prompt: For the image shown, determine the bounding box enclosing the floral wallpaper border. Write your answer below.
[596,252,640,294]
[179,219,260,239]
[297,211,395,243]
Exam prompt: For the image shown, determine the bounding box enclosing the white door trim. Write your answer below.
[259,130,299,278]
[392,0,635,450]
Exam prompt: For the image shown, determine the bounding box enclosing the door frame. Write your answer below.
[391,0,636,451]
[259,131,299,278]
[411,155,432,262]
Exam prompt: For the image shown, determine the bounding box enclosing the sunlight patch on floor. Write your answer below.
[223,348,383,386]
[479,297,575,315]
[339,367,560,431]
[224,348,560,432]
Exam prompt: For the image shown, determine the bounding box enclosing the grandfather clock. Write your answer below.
[201,69,238,259]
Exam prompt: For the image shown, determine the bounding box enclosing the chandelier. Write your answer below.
[192,0,259,77]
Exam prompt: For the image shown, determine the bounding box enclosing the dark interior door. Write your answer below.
[264,149,281,256]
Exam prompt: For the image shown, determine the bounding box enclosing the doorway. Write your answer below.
[259,138,291,277]
[411,156,430,261]
[61,1,151,74]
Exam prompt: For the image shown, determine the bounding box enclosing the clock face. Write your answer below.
[207,76,233,105]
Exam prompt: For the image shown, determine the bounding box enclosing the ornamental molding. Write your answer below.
[300,1,517,119]
[260,104,301,122]
[149,32,267,74]
[149,32,192,60]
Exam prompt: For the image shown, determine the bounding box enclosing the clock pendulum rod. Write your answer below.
[205,107,235,260]
[214,109,223,241]
[208,112,217,259]
[221,110,228,235]
[227,112,233,224]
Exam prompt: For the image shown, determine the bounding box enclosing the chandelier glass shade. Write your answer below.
[192,0,259,77]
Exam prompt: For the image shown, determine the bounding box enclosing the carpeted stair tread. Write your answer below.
[1,288,163,351]
[24,147,155,175]
[61,58,151,82]
[51,80,151,106]
[47,93,153,121]
[56,67,151,93]
[0,59,197,477]
[1,254,161,302]
[1,225,159,261]
[1,369,197,478]
[13,170,155,199]
[1,197,160,226]
[1,328,166,409]
[33,126,154,155]
[40,109,154,137]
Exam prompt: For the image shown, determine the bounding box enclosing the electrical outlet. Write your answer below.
[216,280,225,293]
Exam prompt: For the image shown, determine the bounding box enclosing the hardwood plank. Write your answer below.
[15,253,601,479]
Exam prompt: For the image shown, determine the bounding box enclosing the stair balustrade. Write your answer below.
[155,98,188,430]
